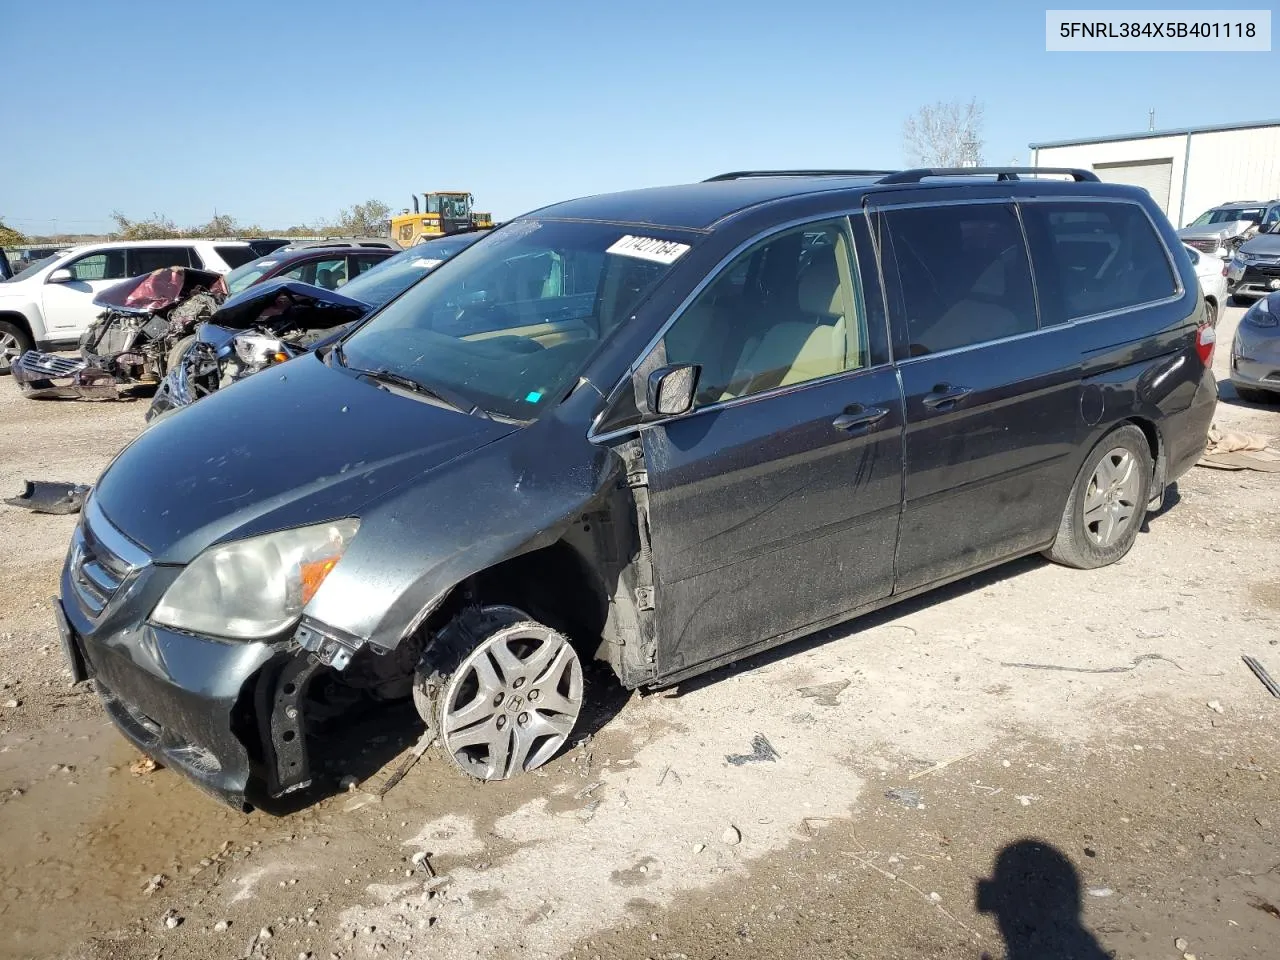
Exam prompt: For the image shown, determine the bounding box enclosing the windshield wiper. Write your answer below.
[359,367,489,419]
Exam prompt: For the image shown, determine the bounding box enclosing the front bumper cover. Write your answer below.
[13,350,123,400]
[58,571,321,811]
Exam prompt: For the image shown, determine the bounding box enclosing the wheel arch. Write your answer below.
[0,310,35,341]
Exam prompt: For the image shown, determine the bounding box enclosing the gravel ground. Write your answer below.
[2,305,1279,960]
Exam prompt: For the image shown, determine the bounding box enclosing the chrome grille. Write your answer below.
[68,498,149,620]
[16,351,83,378]
[1185,238,1221,254]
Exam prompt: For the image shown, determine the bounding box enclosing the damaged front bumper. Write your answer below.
[58,502,332,810]
[13,350,124,400]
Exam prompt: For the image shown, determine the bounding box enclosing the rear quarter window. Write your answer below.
[1021,201,1177,325]
[214,245,258,269]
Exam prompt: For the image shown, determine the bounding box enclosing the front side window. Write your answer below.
[283,257,349,289]
[883,203,1037,355]
[225,257,278,294]
[65,250,128,282]
[1021,201,1177,324]
[339,220,691,420]
[129,246,196,275]
[661,219,868,406]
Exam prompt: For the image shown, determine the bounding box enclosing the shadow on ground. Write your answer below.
[977,839,1109,960]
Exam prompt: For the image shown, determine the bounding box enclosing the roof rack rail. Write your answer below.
[704,169,895,182]
[877,166,1099,184]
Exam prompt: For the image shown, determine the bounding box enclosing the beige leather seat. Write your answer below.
[733,248,850,392]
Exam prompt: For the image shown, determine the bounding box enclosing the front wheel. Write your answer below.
[165,334,196,375]
[413,605,584,781]
[1045,424,1152,570]
[0,320,33,375]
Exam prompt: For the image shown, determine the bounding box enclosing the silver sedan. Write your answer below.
[1231,291,1280,402]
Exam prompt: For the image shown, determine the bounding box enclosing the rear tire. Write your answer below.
[1204,298,1218,328]
[0,320,33,376]
[1045,424,1152,570]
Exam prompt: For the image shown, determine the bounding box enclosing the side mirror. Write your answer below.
[47,268,74,284]
[642,363,700,418]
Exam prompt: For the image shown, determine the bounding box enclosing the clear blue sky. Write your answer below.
[1,0,1270,234]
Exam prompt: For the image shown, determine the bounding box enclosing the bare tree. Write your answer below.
[902,99,985,168]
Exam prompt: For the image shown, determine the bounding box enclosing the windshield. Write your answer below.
[338,220,694,420]
[440,195,471,220]
[1193,207,1266,226]
[224,256,279,294]
[339,234,485,309]
[3,254,59,283]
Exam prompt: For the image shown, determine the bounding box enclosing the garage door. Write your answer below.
[1092,159,1174,213]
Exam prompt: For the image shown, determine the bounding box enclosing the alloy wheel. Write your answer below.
[1083,447,1141,547]
[0,331,20,373]
[439,623,583,780]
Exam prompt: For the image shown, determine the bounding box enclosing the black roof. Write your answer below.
[531,176,886,232]
[528,168,1106,232]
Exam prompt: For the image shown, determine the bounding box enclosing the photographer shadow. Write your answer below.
[976,839,1110,960]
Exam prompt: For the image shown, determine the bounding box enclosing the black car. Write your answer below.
[56,168,1217,810]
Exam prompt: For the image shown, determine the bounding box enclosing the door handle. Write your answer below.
[921,384,972,410]
[832,404,889,431]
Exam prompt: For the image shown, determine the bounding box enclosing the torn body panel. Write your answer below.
[14,267,228,400]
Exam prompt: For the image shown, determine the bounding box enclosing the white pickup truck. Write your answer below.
[0,239,256,373]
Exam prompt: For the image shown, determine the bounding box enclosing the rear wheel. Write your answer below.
[1045,424,1152,570]
[413,604,584,781]
[1204,298,1218,328]
[0,321,33,375]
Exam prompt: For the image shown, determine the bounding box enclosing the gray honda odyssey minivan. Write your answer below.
[56,168,1217,810]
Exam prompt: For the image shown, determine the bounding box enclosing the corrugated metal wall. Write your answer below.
[1033,125,1280,227]
[1182,127,1280,227]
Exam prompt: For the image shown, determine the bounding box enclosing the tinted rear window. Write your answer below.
[1021,201,1177,325]
[215,245,258,269]
[128,247,196,275]
[883,202,1038,355]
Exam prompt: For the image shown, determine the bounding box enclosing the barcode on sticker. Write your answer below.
[606,235,690,265]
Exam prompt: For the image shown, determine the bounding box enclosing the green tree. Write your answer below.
[324,199,391,237]
[110,211,180,240]
[0,216,26,246]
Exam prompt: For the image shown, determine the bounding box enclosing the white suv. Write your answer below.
[0,239,256,373]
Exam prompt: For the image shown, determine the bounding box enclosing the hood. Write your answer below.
[1239,233,1280,257]
[213,279,369,330]
[93,351,518,563]
[1178,221,1254,240]
[94,267,227,313]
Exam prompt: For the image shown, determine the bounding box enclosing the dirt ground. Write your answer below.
[2,305,1279,960]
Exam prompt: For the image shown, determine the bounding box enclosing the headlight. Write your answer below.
[1245,296,1279,328]
[152,519,359,639]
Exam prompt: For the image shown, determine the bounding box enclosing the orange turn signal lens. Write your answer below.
[299,556,340,605]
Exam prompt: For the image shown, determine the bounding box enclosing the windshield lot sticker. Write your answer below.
[410,258,444,269]
[606,235,691,265]
[525,391,543,404]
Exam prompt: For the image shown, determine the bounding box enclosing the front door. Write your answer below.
[637,217,905,679]
[872,199,1083,591]
[40,249,130,338]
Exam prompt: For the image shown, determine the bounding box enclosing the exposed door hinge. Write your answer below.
[625,469,648,489]
[635,586,655,611]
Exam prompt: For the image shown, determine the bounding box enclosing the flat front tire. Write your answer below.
[413,604,584,781]
[1045,424,1152,570]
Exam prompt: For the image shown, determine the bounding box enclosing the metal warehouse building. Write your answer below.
[1029,119,1280,228]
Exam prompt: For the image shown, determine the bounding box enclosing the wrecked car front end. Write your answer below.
[146,280,367,422]
[15,267,227,400]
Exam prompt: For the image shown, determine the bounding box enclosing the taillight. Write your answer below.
[1195,322,1216,367]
